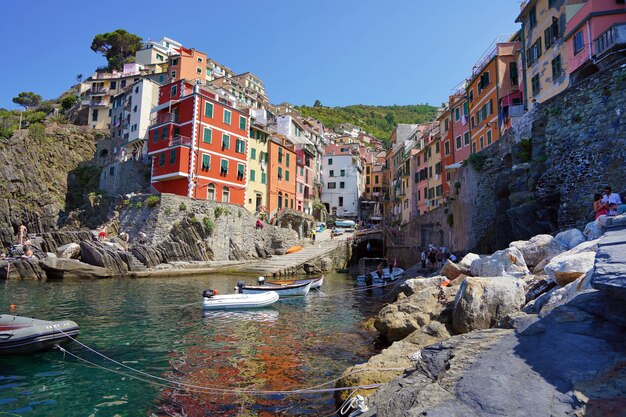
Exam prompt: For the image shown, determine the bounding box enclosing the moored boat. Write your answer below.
[355,257,405,284]
[0,315,80,355]
[269,275,324,289]
[202,289,279,310]
[237,279,312,296]
[335,219,356,228]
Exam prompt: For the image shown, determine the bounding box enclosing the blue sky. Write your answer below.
[0,0,521,109]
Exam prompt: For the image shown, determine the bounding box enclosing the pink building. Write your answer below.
[295,148,315,214]
[565,0,626,83]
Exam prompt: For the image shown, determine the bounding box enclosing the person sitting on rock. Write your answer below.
[593,193,609,220]
[602,186,622,216]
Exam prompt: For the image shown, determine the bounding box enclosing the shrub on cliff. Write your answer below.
[145,195,160,208]
[467,153,486,172]
[202,217,214,236]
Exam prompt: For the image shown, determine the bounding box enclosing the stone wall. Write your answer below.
[433,64,626,254]
[99,160,151,196]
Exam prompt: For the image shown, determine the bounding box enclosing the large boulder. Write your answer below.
[583,220,605,241]
[544,251,596,287]
[79,241,129,275]
[470,247,530,278]
[509,234,564,267]
[39,258,111,279]
[400,276,446,296]
[440,261,465,280]
[131,245,164,268]
[458,253,480,271]
[0,258,46,280]
[452,277,526,334]
[524,273,594,317]
[56,243,81,259]
[554,228,586,250]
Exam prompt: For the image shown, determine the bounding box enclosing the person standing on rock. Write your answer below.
[138,232,146,245]
[18,223,27,245]
[98,226,107,242]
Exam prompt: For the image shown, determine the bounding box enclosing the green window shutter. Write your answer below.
[153,130,158,142]
[224,110,231,125]
[285,170,290,181]
[169,149,177,164]
[159,153,165,166]
[222,134,230,149]
[278,167,283,179]
[250,169,256,181]
[251,148,256,160]
[220,159,228,174]
[239,116,246,130]
[261,172,267,184]
[202,154,210,170]
[205,102,213,118]
[286,153,290,167]
[237,163,245,178]
[236,139,245,153]
[203,128,212,143]
[161,127,167,139]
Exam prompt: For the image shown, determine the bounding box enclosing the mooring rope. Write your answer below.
[54,330,404,397]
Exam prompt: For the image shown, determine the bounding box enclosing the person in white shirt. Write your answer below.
[602,186,622,215]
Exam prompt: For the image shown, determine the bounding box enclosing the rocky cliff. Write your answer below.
[0,123,100,245]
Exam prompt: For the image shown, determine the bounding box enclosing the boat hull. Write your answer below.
[240,281,312,296]
[269,275,324,289]
[202,291,279,310]
[0,315,80,355]
[356,268,405,283]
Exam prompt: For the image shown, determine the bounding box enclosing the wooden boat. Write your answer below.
[355,257,405,284]
[237,280,312,296]
[202,289,279,310]
[269,275,324,289]
[0,315,79,355]
[286,245,303,254]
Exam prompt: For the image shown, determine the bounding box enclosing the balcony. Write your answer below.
[90,100,108,107]
[594,23,626,57]
[152,113,179,126]
[168,135,191,147]
[89,87,108,96]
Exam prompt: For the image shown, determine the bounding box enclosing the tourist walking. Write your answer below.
[435,250,444,270]
[311,229,316,243]
[18,223,27,245]
[421,249,427,269]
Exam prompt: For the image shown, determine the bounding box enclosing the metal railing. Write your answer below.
[168,135,191,147]
[152,113,179,126]
[594,23,626,57]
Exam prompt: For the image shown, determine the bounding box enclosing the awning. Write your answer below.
[445,162,463,170]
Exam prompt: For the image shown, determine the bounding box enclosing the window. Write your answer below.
[235,138,245,154]
[435,162,441,175]
[222,134,230,149]
[170,71,176,80]
[328,158,333,165]
[133,105,137,113]
[153,130,158,143]
[278,167,283,180]
[375,175,379,184]
[222,187,230,203]
[250,169,256,182]
[328,182,336,189]
[261,172,267,184]
[472,142,477,154]
[286,153,290,167]
[338,197,344,207]
[158,75,164,83]
[285,170,290,181]
[329,170,334,177]
[340,182,345,189]
[110,81,117,90]
[487,130,492,145]
[444,141,450,155]
[121,80,126,88]
[278,148,283,163]
[299,183,303,193]
[207,184,215,200]
[456,135,462,149]
[171,58,178,66]
[237,163,245,179]
[531,75,541,96]
[170,85,177,97]
[159,152,165,166]
[435,142,440,153]
[478,72,490,92]
[574,31,584,55]
[529,6,536,28]
[169,149,177,164]
[340,169,345,176]
[204,102,214,118]
[480,136,484,150]
[464,131,470,146]
[220,159,229,175]
[527,38,543,66]
[463,101,469,116]
[202,154,210,170]
[251,148,256,160]
[223,109,231,125]
[197,57,203,63]
[239,116,246,130]
[510,62,519,86]
[161,127,167,140]
[552,55,562,79]
[156,54,164,62]
[203,127,212,143]
[92,110,98,121]
[545,17,560,49]
[454,107,460,121]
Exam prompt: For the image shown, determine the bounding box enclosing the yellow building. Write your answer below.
[245,115,270,214]
[516,0,583,109]
[425,123,443,211]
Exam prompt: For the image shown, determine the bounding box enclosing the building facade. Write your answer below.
[267,136,297,216]
[321,144,363,218]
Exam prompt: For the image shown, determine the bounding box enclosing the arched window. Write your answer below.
[206,183,215,201]
[222,186,230,203]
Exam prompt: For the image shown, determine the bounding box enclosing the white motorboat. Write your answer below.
[356,257,405,284]
[0,315,79,354]
[237,278,312,296]
[269,275,324,289]
[202,289,279,310]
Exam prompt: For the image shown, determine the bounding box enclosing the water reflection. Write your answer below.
[201,309,279,323]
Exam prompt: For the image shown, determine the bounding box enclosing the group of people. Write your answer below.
[420,244,457,270]
[593,186,626,219]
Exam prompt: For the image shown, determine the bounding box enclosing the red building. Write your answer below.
[148,80,250,205]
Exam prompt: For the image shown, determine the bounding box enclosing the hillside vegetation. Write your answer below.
[297,104,438,140]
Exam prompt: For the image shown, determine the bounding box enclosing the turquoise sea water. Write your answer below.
[0,273,389,416]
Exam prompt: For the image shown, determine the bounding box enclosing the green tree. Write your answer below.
[61,95,79,111]
[90,29,143,70]
[12,92,42,110]
[313,99,322,107]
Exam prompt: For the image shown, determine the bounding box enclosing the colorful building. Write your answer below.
[467,37,521,153]
[147,80,250,205]
[564,0,626,84]
[321,144,363,218]
[245,110,271,214]
[169,47,207,85]
[267,136,297,216]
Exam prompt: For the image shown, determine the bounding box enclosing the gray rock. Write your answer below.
[400,276,447,296]
[544,251,596,287]
[591,228,626,300]
[509,234,564,267]
[39,257,111,279]
[452,277,526,334]
[554,228,586,250]
[0,258,46,280]
[470,247,530,278]
[79,241,129,275]
[583,220,605,240]
[56,242,81,259]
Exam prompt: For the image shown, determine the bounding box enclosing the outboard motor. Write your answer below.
[203,289,218,298]
[257,276,266,285]
[236,281,246,293]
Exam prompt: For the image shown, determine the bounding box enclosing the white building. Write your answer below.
[321,144,363,218]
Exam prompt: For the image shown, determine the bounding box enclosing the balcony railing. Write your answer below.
[168,135,191,147]
[90,100,108,107]
[89,87,109,95]
[594,23,626,57]
[152,113,179,126]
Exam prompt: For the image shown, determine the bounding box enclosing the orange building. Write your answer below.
[467,38,521,153]
[148,79,250,205]
[169,47,207,84]
[267,136,297,216]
